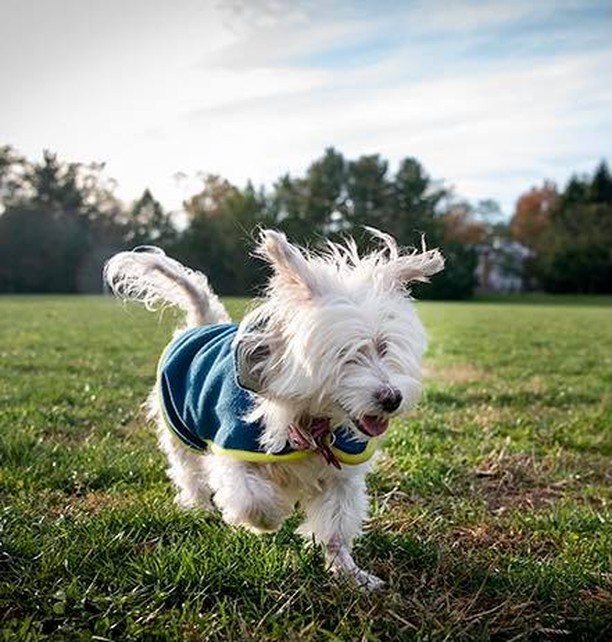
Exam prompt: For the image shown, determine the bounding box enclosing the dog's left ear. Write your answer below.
[391,248,445,287]
[234,312,280,393]
[257,229,318,300]
[234,333,271,393]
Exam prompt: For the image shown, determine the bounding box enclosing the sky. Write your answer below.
[1,0,610,217]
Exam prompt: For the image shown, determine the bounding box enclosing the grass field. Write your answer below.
[1,295,611,641]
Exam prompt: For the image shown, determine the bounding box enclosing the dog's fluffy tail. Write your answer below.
[104,246,230,327]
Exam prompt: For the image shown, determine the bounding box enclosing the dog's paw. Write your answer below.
[174,489,214,511]
[349,567,386,592]
[220,504,285,533]
[331,564,385,591]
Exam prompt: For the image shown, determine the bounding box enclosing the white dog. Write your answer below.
[104,228,443,589]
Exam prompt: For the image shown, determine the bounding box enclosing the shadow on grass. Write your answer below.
[360,530,612,641]
[2,499,611,641]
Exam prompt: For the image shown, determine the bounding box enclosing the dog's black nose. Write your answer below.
[375,387,402,413]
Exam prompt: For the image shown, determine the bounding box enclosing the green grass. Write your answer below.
[1,295,611,641]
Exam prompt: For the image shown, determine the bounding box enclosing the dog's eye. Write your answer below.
[375,338,388,357]
[343,345,368,365]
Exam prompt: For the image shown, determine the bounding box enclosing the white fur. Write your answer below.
[105,229,443,590]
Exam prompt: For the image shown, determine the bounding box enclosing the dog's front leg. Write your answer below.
[207,457,293,533]
[298,466,384,591]
[325,532,384,591]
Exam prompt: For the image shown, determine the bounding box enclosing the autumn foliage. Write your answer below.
[510,181,558,251]
[510,163,612,293]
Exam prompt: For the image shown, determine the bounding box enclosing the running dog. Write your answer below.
[104,228,443,589]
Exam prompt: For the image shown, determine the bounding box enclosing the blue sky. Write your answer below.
[1,0,610,217]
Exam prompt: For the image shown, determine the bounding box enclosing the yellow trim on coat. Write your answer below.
[156,339,379,465]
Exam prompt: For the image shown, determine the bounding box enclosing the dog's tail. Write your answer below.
[103,246,230,327]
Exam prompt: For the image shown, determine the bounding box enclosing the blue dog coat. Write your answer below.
[157,324,377,464]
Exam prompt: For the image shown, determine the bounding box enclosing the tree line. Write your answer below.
[510,163,612,293]
[0,147,175,294]
[1,144,610,297]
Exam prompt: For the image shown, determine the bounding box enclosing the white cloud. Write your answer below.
[397,0,602,34]
[0,0,610,217]
[159,47,610,212]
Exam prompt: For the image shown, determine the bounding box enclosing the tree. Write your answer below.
[179,175,266,295]
[346,154,391,228]
[441,201,487,245]
[0,145,28,211]
[510,166,612,293]
[0,145,490,298]
[0,148,165,292]
[125,189,175,246]
[303,147,347,231]
[263,149,348,242]
[510,181,558,251]
[390,157,446,241]
[0,151,95,292]
[543,197,612,294]
[589,161,612,204]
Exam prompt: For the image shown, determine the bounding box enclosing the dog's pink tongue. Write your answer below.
[359,416,389,436]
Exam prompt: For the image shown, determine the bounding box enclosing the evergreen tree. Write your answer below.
[0,148,164,292]
[303,147,347,230]
[125,189,175,246]
[590,161,612,204]
[511,163,612,293]
[179,175,266,295]
[346,154,391,228]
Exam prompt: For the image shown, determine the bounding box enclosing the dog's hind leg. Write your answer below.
[156,422,213,510]
[298,465,384,590]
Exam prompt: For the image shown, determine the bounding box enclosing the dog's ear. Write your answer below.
[234,334,271,393]
[365,227,444,288]
[393,248,445,286]
[257,229,318,299]
[234,312,279,393]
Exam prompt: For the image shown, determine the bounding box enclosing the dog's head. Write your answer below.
[236,228,444,441]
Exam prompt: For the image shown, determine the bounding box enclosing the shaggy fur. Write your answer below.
[104,228,443,589]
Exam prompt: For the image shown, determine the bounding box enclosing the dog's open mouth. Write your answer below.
[354,415,389,437]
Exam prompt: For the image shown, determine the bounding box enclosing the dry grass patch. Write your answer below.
[423,360,491,384]
[447,521,557,558]
[44,490,140,519]
[368,488,427,535]
[472,450,580,513]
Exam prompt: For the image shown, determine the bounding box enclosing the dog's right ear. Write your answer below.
[365,227,444,289]
[392,248,445,286]
[256,229,318,300]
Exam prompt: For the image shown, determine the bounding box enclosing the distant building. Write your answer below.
[475,238,532,293]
